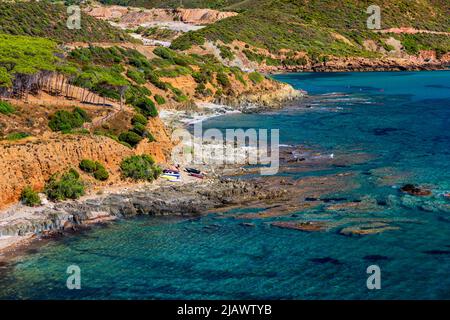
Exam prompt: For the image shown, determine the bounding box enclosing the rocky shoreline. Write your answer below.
[0,177,285,258]
[263,57,450,74]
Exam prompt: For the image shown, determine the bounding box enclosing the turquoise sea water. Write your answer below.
[1,71,449,299]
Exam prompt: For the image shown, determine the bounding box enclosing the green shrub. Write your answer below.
[154,94,166,105]
[120,154,161,182]
[126,68,146,84]
[132,123,147,136]
[79,159,109,181]
[147,132,156,142]
[218,45,234,60]
[170,31,205,51]
[192,71,207,84]
[248,72,264,84]
[20,186,41,207]
[79,159,97,173]
[216,72,230,87]
[6,132,30,140]
[0,101,15,115]
[135,97,158,117]
[118,131,142,147]
[93,165,109,181]
[45,169,85,201]
[73,107,91,122]
[132,113,148,126]
[48,108,90,132]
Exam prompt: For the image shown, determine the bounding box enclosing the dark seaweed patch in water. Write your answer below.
[437,216,450,223]
[363,255,390,262]
[425,84,450,90]
[423,250,450,255]
[305,197,318,201]
[332,164,349,168]
[310,257,342,265]
[373,127,399,136]
[377,200,388,206]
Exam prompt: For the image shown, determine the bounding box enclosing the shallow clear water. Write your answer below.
[1,71,449,299]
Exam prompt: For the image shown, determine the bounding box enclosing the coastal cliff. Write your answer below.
[0,117,173,210]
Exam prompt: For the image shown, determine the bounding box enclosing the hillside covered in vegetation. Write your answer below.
[0,1,131,43]
[98,0,244,10]
[170,0,450,67]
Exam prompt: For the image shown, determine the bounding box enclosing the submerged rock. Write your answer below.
[271,221,328,232]
[239,222,255,227]
[400,184,432,196]
[339,222,399,237]
[0,179,283,240]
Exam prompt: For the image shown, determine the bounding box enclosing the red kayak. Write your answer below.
[189,173,204,179]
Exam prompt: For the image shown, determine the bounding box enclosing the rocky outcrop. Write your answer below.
[214,82,304,110]
[258,55,450,73]
[400,184,432,196]
[0,179,283,238]
[87,5,237,26]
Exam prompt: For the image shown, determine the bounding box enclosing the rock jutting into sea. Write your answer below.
[0,178,286,251]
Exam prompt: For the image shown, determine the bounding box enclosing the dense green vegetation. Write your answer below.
[120,154,161,181]
[45,169,85,201]
[171,0,450,58]
[79,159,98,173]
[133,26,178,40]
[0,1,130,43]
[154,94,166,105]
[6,132,31,141]
[20,186,42,207]
[118,131,143,147]
[79,159,110,181]
[248,72,264,84]
[0,34,61,92]
[48,107,91,132]
[0,101,15,115]
[99,0,244,9]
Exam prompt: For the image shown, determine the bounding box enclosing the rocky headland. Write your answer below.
[0,177,285,257]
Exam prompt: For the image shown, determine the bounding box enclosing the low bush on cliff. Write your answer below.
[132,114,148,126]
[6,132,30,141]
[218,45,235,60]
[45,169,85,201]
[120,155,161,182]
[216,72,231,87]
[248,72,264,84]
[78,159,110,181]
[134,97,158,118]
[0,101,15,115]
[119,131,143,148]
[154,95,166,105]
[79,159,97,173]
[93,166,110,181]
[20,186,41,207]
[48,107,90,132]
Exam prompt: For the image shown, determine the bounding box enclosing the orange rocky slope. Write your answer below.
[0,113,172,209]
[86,5,238,26]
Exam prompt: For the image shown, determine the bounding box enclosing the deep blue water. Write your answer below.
[1,71,449,299]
